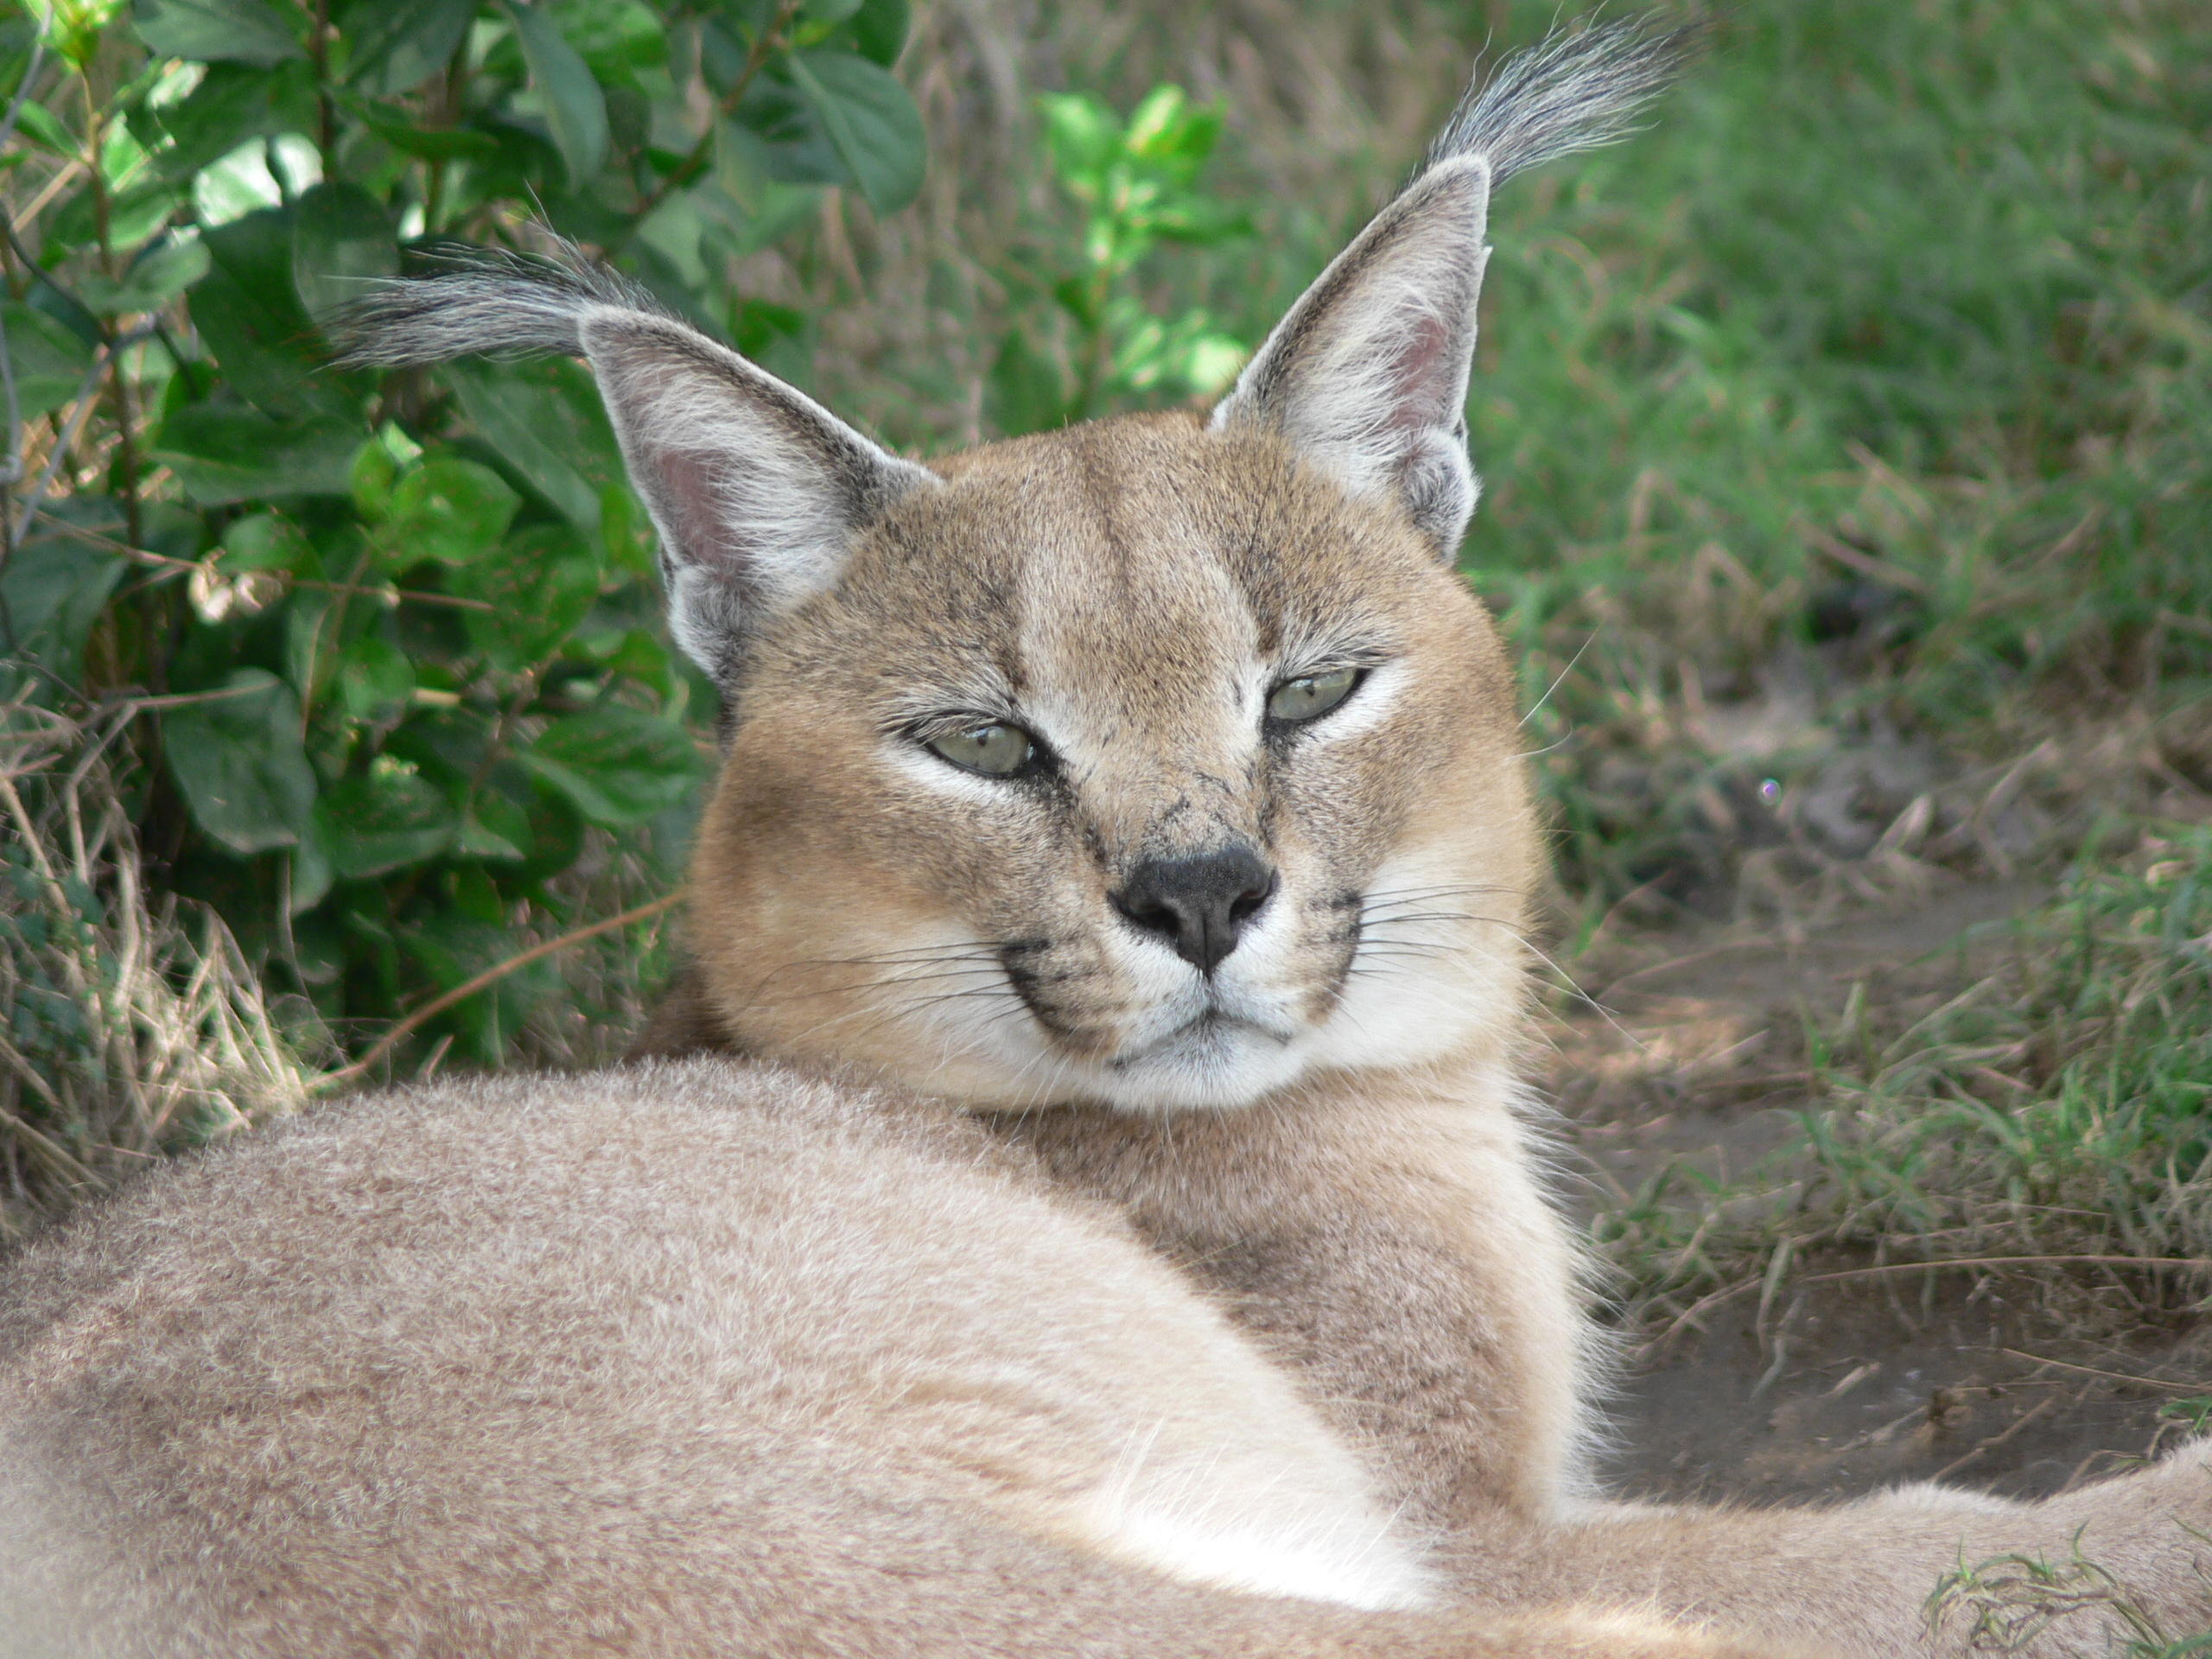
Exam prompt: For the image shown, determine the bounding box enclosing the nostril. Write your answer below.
[1111,892,1181,939]
[1228,870,1278,925]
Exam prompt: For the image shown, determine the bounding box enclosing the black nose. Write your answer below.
[1111,846,1278,974]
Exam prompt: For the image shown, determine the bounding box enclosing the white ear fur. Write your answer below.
[1211,157,1492,558]
[576,311,939,684]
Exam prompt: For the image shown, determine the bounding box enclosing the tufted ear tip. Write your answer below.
[576,311,938,688]
[1213,18,1683,560]
[1211,159,1493,559]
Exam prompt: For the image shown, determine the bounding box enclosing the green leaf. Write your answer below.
[381,458,521,567]
[785,49,925,216]
[337,634,416,720]
[219,510,315,572]
[162,671,318,855]
[987,327,1068,439]
[452,521,604,673]
[133,0,305,67]
[732,297,813,389]
[506,0,609,189]
[804,0,862,22]
[519,705,701,825]
[195,207,357,421]
[1039,92,1120,193]
[398,912,557,1064]
[336,0,476,94]
[290,183,398,327]
[350,437,398,518]
[576,625,672,684]
[1124,85,1219,174]
[455,792,530,861]
[3,303,97,416]
[848,0,907,65]
[443,356,626,536]
[0,537,127,690]
[75,236,210,315]
[10,101,74,156]
[335,92,502,161]
[154,60,321,178]
[153,406,364,504]
[549,0,667,81]
[50,175,184,254]
[316,764,459,878]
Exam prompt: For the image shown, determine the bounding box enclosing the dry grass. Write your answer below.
[0,702,317,1236]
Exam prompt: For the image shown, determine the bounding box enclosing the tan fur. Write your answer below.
[7,27,2210,1658]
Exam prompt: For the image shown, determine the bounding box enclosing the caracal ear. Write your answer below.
[1213,18,1687,560]
[577,313,938,685]
[1209,158,1491,560]
[331,256,937,687]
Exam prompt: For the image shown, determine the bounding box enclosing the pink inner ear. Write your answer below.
[1382,310,1458,435]
[649,445,747,580]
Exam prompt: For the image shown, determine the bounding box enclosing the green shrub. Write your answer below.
[1,0,925,1068]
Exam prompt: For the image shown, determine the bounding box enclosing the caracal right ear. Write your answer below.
[1210,158,1493,560]
[1213,18,1685,563]
[334,259,938,690]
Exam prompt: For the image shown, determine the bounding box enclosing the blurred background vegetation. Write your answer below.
[0,0,2206,1336]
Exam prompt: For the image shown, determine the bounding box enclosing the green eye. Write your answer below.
[1266,667,1359,724]
[928,721,1036,777]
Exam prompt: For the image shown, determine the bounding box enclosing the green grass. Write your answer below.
[1802,824,2212,1261]
[1452,0,2212,914]
[1590,825,2212,1323]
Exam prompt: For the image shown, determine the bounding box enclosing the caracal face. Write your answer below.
[690,415,1541,1113]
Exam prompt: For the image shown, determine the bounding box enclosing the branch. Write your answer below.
[630,0,804,223]
[5,322,160,555]
[314,888,688,1091]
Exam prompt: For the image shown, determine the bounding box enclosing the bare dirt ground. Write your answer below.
[1548,881,2210,1505]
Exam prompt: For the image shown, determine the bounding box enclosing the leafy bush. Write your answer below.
[1,0,925,1067]
[988,81,1251,435]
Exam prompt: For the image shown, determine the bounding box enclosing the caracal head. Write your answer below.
[689,402,1539,1112]
[374,154,1541,1113]
[628,154,1540,1113]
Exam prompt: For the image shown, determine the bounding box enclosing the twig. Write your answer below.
[1929,1392,2061,1483]
[315,890,687,1090]
[28,518,498,611]
[101,682,287,715]
[5,323,161,554]
[630,0,804,222]
[1999,1350,2211,1396]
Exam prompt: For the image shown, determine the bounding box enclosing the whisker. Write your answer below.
[1520,632,1592,727]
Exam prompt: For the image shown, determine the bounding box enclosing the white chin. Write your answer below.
[1084,1021,1311,1115]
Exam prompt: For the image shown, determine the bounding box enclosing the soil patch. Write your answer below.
[1548,880,2211,1504]
[1603,1281,2207,1505]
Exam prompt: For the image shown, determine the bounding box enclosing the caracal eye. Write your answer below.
[1266,667,1359,724]
[929,721,1036,777]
